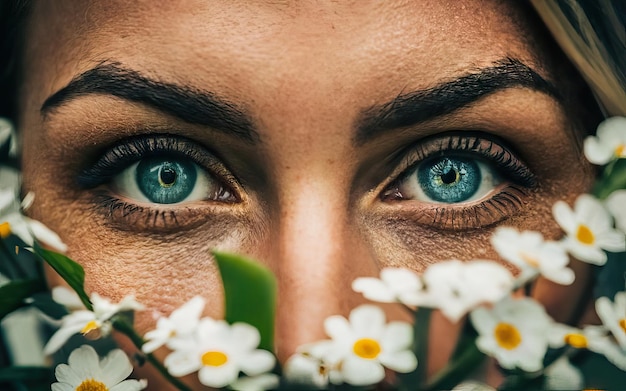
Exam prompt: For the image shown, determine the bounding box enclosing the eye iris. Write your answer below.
[417,157,481,203]
[136,157,197,204]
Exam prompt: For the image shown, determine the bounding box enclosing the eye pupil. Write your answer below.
[439,166,459,185]
[159,167,177,187]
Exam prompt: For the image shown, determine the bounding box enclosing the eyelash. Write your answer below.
[380,133,537,230]
[77,135,240,231]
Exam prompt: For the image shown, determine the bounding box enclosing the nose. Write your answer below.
[268,172,380,362]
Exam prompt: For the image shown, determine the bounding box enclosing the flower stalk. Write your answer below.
[112,317,192,391]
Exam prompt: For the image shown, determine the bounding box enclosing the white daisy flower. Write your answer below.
[142,295,205,354]
[596,291,626,350]
[583,116,626,165]
[470,297,552,372]
[352,267,423,304]
[51,345,147,391]
[491,227,574,285]
[0,187,67,253]
[164,318,275,389]
[548,323,626,370]
[44,287,144,355]
[553,194,625,265]
[606,190,626,234]
[412,260,514,323]
[283,341,343,388]
[323,304,417,386]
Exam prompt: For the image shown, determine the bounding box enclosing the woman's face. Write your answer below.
[19,0,595,387]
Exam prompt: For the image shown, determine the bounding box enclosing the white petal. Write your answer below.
[566,241,607,265]
[584,136,613,164]
[100,349,133,386]
[379,349,417,373]
[52,286,85,309]
[380,321,413,352]
[596,116,626,146]
[239,349,276,376]
[542,267,575,285]
[341,356,385,386]
[110,379,148,391]
[552,201,576,234]
[230,322,261,352]
[349,305,385,337]
[68,345,101,379]
[543,355,583,391]
[51,383,74,391]
[324,315,352,341]
[198,363,240,388]
[171,296,205,329]
[25,218,67,253]
[230,374,280,391]
[54,363,81,386]
[380,267,421,290]
[164,350,201,377]
[283,354,328,388]
[606,190,626,233]
[352,278,396,303]
[451,380,496,391]
[596,230,626,252]
[44,323,85,355]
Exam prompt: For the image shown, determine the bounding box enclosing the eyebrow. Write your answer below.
[355,58,560,145]
[41,63,260,143]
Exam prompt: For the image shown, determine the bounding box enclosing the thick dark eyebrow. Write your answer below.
[355,58,561,145]
[41,63,260,143]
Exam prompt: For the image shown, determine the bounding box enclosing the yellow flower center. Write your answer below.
[520,252,539,267]
[201,351,228,367]
[0,222,11,238]
[81,320,100,335]
[352,338,381,359]
[615,144,626,157]
[494,322,522,350]
[619,319,626,334]
[564,333,588,349]
[76,378,109,391]
[576,224,595,245]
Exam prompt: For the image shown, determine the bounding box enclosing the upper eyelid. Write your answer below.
[76,134,240,189]
[384,132,537,192]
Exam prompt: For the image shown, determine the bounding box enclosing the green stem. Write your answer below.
[424,339,486,391]
[112,318,193,391]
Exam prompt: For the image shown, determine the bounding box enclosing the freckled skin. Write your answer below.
[19,0,597,388]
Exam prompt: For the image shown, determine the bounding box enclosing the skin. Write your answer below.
[17,0,598,388]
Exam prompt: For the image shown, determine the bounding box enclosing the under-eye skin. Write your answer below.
[77,135,240,231]
[380,133,537,230]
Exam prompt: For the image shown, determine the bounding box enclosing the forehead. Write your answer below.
[24,1,547,112]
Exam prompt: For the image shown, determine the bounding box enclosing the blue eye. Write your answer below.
[417,157,481,203]
[397,154,502,204]
[112,155,223,205]
[136,157,197,204]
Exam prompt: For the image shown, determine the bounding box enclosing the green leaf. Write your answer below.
[213,251,277,352]
[33,243,92,311]
[0,278,46,320]
[0,366,53,381]
[593,158,626,199]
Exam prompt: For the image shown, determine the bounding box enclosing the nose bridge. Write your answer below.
[270,169,377,360]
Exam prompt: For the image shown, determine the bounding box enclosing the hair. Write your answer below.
[0,0,30,121]
[531,0,625,116]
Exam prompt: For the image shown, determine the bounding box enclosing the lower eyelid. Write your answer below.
[398,185,528,230]
[87,191,239,233]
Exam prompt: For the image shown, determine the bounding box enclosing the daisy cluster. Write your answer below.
[1,116,626,390]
